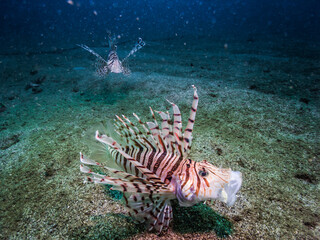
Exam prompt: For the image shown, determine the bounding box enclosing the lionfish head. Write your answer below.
[175,160,242,207]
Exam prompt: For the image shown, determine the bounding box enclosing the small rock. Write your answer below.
[304,221,317,228]
[216,148,223,155]
[0,134,20,150]
[32,87,43,94]
[249,85,257,90]
[233,216,242,222]
[72,86,79,93]
[294,173,316,184]
[25,82,40,91]
[299,98,310,104]
[44,168,55,178]
[209,93,217,98]
[30,70,38,75]
[8,95,15,100]
[34,76,46,84]
[0,103,6,112]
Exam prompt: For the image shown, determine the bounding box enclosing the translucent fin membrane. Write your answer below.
[217,171,242,206]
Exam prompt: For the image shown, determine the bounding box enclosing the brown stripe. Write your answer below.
[122,147,130,173]
[122,184,127,192]
[153,151,167,172]
[134,147,143,176]
[142,138,156,165]
[123,158,128,173]
[158,135,166,151]
[194,162,201,196]
[133,183,142,193]
[165,156,183,182]
[204,177,210,187]
[149,211,157,219]
[114,151,120,165]
[147,150,156,169]
[149,191,154,203]
[181,161,190,189]
[159,152,175,178]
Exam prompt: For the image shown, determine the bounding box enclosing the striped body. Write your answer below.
[107,50,124,74]
[80,86,242,233]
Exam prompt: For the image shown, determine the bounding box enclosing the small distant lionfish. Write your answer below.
[78,32,145,76]
[80,86,242,233]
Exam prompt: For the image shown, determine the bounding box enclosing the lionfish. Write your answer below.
[80,86,242,233]
[78,33,145,76]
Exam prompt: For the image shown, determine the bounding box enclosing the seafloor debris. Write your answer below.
[0,134,20,150]
[299,97,310,104]
[30,70,38,75]
[0,103,6,112]
[25,76,46,94]
[78,32,145,76]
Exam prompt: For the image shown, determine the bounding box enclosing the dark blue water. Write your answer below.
[0,0,319,53]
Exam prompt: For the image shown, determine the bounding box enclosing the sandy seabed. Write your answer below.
[0,36,319,239]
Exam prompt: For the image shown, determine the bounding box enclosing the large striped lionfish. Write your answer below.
[80,86,242,233]
[78,32,145,76]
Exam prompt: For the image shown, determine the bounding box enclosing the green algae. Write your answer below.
[172,201,233,238]
[104,184,123,200]
[94,169,123,201]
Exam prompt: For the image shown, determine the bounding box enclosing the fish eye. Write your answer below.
[199,169,208,177]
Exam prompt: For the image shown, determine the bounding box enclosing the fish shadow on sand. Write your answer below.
[72,186,232,239]
[172,200,233,238]
[101,186,233,238]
